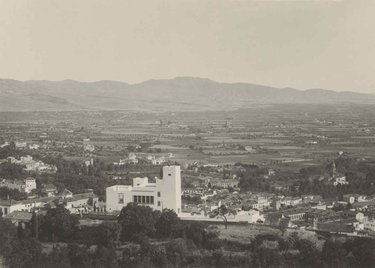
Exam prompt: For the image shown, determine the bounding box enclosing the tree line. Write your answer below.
[1,202,375,267]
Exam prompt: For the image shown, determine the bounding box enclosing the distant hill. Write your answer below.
[0,77,374,112]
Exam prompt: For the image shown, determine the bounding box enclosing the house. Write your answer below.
[4,211,33,226]
[302,195,322,204]
[42,184,58,197]
[0,200,24,216]
[343,194,367,204]
[84,159,94,167]
[306,209,342,228]
[28,144,40,150]
[25,178,37,193]
[64,192,98,214]
[15,142,27,149]
[282,208,307,221]
[280,197,302,207]
[330,161,349,186]
[364,217,375,231]
[0,198,45,216]
[249,195,271,211]
[106,166,181,214]
[60,189,73,199]
[333,176,349,186]
[236,209,264,223]
[151,157,166,165]
[0,192,97,217]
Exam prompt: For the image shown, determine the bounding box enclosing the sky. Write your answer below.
[0,0,374,93]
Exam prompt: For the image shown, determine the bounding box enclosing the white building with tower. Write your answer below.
[106,165,182,214]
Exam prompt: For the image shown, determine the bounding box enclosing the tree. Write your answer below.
[0,218,17,258]
[211,205,235,229]
[321,239,346,268]
[91,246,118,267]
[95,222,122,248]
[118,203,157,241]
[0,162,25,179]
[30,210,39,239]
[0,187,27,201]
[155,209,180,238]
[7,237,42,267]
[185,222,206,247]
[347,238,375,267]
[278,238,292,253]
[295,239,321,267]
[166,238,188,267]
[41,205,78,242]
[252,247,283,268]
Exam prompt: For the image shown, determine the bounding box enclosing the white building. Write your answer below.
[236,209,265,223]
[333,176,349,186]
[15,142,27,149]
[24,178,37,193]
[106,165,182,214]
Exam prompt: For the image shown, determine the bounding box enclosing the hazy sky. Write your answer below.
[0,0,374,93]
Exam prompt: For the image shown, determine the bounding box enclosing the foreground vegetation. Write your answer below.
[1,203,375,268]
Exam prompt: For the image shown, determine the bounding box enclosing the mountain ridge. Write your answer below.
[0,77,374,112]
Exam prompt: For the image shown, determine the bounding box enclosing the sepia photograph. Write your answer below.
[1,0,375,267]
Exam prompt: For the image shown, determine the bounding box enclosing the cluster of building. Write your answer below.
[0,190,99,225]
[0,141,41,150]
[181,175,375,234]
[113,152,174,166]
[0,177,37,194]
[264,193,375,235]
[1,165,183,229]
[5,155,57,173]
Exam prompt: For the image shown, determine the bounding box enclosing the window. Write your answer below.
[4,207,8,215]
[133,195,154,204]
[157,201,161,206]
[157,191,161,197]
[118,193,124,204]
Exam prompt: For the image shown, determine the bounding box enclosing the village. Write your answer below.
[1,106,375,267]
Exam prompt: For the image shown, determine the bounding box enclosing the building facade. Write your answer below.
[106,165,182,214]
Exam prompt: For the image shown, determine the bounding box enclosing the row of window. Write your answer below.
[133,195,155,205]
[117,193,162,206]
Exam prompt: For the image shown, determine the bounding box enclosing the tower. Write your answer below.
[157,165,182,214]
[332,161,337,178]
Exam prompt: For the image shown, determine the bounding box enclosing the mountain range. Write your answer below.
[0,77,374,112]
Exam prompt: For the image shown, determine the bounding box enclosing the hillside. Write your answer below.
[0,77,374,112]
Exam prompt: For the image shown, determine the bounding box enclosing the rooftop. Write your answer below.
[4,211,32,221]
